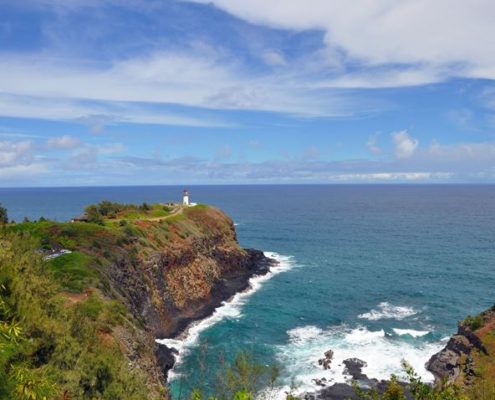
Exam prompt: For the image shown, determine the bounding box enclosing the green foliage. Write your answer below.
[354,362,470,400]
[189,352,279,400]
[47,252,97,292]
[0,204,7,225]
[83,201,172,222]
[0,233,161,400]
[139,202,151,211]
[84,205,104,225]
[463,315,485,331]
[9,365,57,400]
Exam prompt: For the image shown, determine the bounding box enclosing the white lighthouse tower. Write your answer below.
[182,189,190,206]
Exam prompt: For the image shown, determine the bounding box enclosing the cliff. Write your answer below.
[4,203,274,399]
[426,307,495,397]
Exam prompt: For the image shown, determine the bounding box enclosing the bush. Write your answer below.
[0,204,7,225]
[463,315,485,331]
[0,233,160,399]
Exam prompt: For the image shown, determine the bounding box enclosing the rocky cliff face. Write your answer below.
[101,206,274,378]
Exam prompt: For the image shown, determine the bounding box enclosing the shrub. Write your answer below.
[463,315,485,331]
[0,204,7,225]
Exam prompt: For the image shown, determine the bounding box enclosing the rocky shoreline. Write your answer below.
[305,354,409,400]
[155,249,277,379]
[305,309,495,399]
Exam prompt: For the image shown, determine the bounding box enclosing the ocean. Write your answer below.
[2,185,495,396]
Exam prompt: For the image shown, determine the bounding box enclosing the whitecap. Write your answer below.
[287,326,324,344]
[393,328,429,338]
[156,251,294,381]
[358,302,418,321]
[273,324,444,399]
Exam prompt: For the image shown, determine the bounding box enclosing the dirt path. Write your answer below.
[146,205,184,222]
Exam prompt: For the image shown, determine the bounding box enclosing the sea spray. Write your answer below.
[274,324,444,397]
[358,302,419,321]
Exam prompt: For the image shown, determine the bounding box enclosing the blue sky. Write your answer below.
[1,0,495,186]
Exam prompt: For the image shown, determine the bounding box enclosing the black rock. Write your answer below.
[343,358,368,381]
[318,349,334,370]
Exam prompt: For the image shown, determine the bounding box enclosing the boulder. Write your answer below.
[318,349,334,370]
[343,358,368,381]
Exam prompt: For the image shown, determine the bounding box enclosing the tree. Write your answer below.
[84,205,103,225]
[0,204,7,225]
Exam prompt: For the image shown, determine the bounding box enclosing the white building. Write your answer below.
[183,189,190,206]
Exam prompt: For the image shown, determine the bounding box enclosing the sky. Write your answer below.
[1,0,495,186]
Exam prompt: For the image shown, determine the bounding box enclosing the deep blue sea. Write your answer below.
[2,185,495,396]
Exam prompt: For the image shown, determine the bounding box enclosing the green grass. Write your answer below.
[165,213,186,224]
[150,208,170,217]
[47,251,98,292]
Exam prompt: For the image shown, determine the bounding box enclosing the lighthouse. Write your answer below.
[182,189,190,206]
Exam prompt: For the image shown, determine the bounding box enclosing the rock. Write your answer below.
[312,377,328,387]
[316,383,357,400]
[426,324,488,385]
[318,349,334,370]
[425,348,460,383]
[343,358,368,381]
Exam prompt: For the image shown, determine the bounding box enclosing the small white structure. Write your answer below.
[182,189,190,206]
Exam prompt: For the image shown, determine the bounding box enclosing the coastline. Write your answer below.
[155,250,287,380]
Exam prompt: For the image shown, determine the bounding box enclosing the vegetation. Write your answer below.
[185,352,280,400]
[83,201,174,223]
[0,232,165,399]
[0,203,7,225]
[463,315,485,332]
[353,362,471,400]
[0,201,226,399]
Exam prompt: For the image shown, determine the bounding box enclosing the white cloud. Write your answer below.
[0,163,49,180]
[46,135,81,149]
[0,93,231,128]
[98,143,125,155]
[0,53,372,121]
[0,140,33,167]
[392,130,418,159]
[188,0,495,80]
[261,50,287,66]
[366,135,382,155]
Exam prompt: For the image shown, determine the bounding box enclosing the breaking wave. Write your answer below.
[156,252,294,380]
[393,328,430,338]
[358,302,418,321]
[274,324,443,398]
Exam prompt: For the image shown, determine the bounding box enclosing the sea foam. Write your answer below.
[156,252,294,380]
[393,328,430,338]
[274,324,443,398]
[358,302,418,321]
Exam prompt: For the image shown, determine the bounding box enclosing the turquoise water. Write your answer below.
[2,185,495,396]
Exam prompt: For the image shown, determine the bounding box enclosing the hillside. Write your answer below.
[0,202,273,400]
